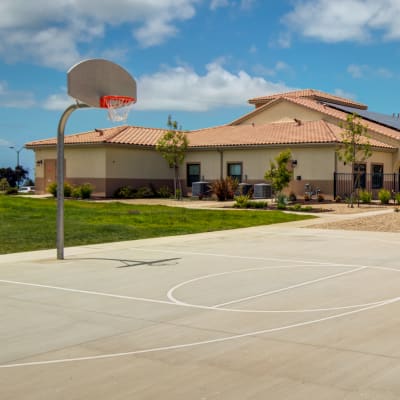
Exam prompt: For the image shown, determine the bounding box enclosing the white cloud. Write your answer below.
[0,0,200,69]
[44,60,292,112]
[135,60,292,111]
[0,81,36,108]
[334,89,357,100]
[269,32,291,48]
[210,0,230,10]
[43,92,74,111]
[0,138,13,147]
[283,0,400,43]
[252,61,292,77]
[348,64,394,79]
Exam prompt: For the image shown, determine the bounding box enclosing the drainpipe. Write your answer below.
[218,149,224,180]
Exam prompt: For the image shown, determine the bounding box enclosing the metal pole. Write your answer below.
[57,103,89,260]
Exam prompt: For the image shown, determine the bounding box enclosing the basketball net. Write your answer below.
[100,95,136,123]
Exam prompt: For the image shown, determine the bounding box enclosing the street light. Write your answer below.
[9,146,24,167]
[9,146,24,188]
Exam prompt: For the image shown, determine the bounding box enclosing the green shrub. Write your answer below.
[135,186,155,198]
[71,186,81,199]
[157,186,172,198]
[5,187,18,195]
[359,190,372,204]
[234,195,250,208]
[78,183,94,199]
[46,182,73,197]
[277,193,287,209]
[211,177,239,201]
[114,186,136,198]
[395,192,400,205]
[0,178,9,191]
[253,200,267,208]
[378,189,391,204]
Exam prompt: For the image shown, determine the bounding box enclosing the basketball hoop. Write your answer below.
[100,95,136,122]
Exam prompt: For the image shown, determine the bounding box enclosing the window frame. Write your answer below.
[227,162,243,182]
[186,163,201,187]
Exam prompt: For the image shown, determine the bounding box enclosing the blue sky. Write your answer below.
[1,0,400,177]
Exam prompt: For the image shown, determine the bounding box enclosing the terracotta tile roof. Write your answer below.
[25,119,394,151]
[26,125,168,147]
[231,95,400,142]
[248,89,367,110]
[187,120,394,149]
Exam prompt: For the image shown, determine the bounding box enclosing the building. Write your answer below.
[26,89,400,199]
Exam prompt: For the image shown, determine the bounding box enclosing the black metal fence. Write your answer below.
[334,173,400,199]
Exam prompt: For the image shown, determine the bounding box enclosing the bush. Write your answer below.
[234,195,250,208]
[5,187,18,195]
[277,193,287,209]
[72,183,93,199]
[359,190,372,204]
[47,182,73,197]
[114,186,136,198]
[157,186,172,198]
[211,177,239,201]
[335,195,342,203]
[135,186,155,198]
[317,194,324,202]
[394,192,400,205]
[378,189,391,204]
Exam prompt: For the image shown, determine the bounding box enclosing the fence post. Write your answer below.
[333,172,337,199]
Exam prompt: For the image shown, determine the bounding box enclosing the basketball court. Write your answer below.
[1,220,400,399]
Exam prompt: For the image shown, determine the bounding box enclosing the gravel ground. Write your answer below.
[306,203,400,232]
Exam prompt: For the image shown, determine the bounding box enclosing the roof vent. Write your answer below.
[294,118,302,126]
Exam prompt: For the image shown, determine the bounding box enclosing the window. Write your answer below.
[372,164,383,189]
[227,162,242,182]
[187,163,200,187]
[353,163,366,189]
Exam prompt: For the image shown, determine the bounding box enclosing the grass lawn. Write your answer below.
[0,196,315,254]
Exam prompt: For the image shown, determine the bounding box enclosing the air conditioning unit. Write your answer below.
[191,181,209,197]
[237,183,253,196]
[253,183,272,199]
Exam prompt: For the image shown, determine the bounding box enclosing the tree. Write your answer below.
[0,166,29,188]
[337,113,372,208]
[264,149,293,200]
[156,115,189,199]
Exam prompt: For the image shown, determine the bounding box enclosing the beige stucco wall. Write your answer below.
[106,146,171,179]
[238,101,323,125]
[33,146,106,178]
[335,149,395,173]
[185,146,336,182]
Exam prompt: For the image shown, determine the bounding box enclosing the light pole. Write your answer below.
[9,146,24,188]
[9,146,24,167]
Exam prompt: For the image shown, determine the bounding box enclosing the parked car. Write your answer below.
[18,186,35,194]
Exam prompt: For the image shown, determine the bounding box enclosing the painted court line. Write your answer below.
[1,296,399,369]
[0,279,175,307]
[213,266,366,308]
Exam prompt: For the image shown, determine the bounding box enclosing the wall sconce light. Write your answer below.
[36,160,43,166]
[291,160,298,167]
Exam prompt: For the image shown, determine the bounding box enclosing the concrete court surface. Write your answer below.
[1,219,400,399]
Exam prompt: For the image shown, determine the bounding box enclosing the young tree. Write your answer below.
[264,149,293,200]
[337,113,372,208]
[156,115,189,199]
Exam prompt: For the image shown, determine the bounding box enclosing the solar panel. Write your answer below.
[323,102,400,131]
